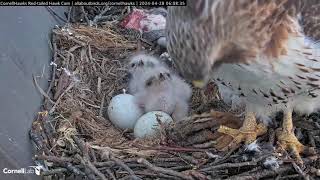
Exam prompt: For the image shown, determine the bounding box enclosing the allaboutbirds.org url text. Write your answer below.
[73,1,135,6]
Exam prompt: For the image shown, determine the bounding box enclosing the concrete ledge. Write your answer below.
[0,6,67,179]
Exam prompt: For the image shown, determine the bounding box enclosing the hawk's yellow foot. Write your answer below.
[276,111,315,165]
[214,112,268,151]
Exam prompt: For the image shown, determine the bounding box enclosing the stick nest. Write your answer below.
[29,7,320,180]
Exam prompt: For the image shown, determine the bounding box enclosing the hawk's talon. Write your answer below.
[276,128,305,165]
[276,111,316,165]
[214,112,267,151]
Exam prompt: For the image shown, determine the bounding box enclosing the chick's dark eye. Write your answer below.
[146,80,152,87]
[131,63,135,68]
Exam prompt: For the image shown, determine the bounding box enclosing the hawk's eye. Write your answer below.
[131,63,135,68]
[166,73,171,78]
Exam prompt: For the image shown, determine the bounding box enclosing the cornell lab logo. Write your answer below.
[29,166,42,175]
[3,165,43,175]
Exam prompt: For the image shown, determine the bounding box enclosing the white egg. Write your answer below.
[134,111,173,138]
[107,93,143,130]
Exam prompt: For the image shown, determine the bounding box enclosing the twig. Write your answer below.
[72,135,88,156]
[88,45,94,62]
[45,6,67,23]
[53,68,71,100]
[280,147,310,180]
[226,165,293,180]
[185,170,208,180]
[80,6,90,25]
[93,6,110,24]
[99,93,105,117]
[46,42,58,96]
[277,174,301,179]
[32,75,55,104]
[137,145,208,152]
[176,153,199,165]
[34,155,84,176]
[93,16,113,23]
[170,165,194,171]
[41,168,68,176]
[73,137,107,180]
[137,158,193,180]
[292,162,310,180]
[76,154,105,180]
[110,156,141,180]
[94,161,115,167]
[29,128,44,150]
[135,171,181,180]
[34,154,78,164]
[167,111,241,145]
[67,6,73,23]
[40,65,46,78]
[90,148,97,163]
[47,37,53,52]
[86,158,108,180]
[105,169,116,180]
[140,38,153,46]
[69,45,82,53]
[201,147,237,168]
[30,112,56,156]
[65,162,86,176]
[269,128,276,145]
[308,131,316,147]
[53,29,86,46]
[97,77,102,94]
[49,82,75,114]
[29,129,53,156]
[81,99,101,109]
[200,154,270,172]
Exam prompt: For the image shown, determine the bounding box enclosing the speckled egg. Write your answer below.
[134,111,173,138]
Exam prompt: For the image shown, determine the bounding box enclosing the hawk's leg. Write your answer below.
[214,112,268,151]
[276,111,314,165]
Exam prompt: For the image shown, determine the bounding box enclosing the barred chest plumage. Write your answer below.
[213,28,320,117]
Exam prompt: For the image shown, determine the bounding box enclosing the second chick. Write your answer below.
[134,66,192,121]
[128,53,161,94]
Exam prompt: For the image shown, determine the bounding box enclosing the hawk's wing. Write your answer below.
[300,1,320,41]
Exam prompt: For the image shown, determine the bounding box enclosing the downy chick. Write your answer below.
[171,75,192,101]
[134,66,191,121]
[128,53,161,94]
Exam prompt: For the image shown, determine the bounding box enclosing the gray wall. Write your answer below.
[0,7,66,180]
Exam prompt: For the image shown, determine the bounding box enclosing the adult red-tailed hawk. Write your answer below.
[167,0,319,164]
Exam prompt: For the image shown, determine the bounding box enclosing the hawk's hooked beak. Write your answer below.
[192,80,206,88]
